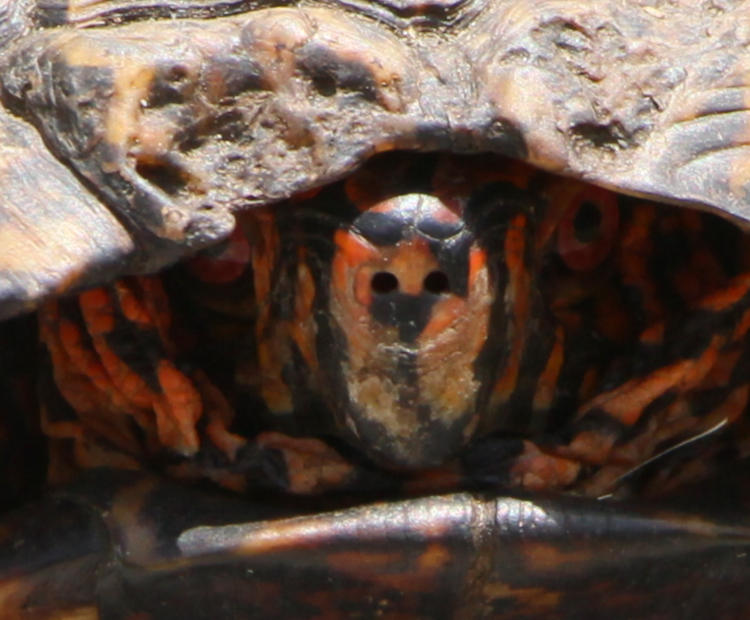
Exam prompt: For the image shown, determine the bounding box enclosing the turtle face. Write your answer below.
[326,192,495,468]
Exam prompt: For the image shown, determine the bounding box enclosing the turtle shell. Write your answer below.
[4,2,750,617]
[2,0,750,318]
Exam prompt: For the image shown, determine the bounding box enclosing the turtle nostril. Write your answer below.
[371,271,399,294]
[423,270,450,294]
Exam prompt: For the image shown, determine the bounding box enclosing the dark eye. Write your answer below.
[371,271,399,294]
[423,270,450,294]
[187,224,250,284]
[557,188,619,271]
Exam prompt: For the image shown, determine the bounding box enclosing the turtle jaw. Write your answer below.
[334,346,485,469]
[341,395,481,470]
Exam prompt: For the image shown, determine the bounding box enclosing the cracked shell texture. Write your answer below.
[2,0,750,318]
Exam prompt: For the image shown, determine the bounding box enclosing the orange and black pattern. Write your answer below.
[38,153,750,498]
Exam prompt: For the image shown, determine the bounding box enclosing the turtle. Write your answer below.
[3,0,750,617]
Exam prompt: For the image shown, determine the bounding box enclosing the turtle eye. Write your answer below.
[557,187,619,271]
[187,225,250,284]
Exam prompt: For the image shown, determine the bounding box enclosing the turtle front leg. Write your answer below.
[460,272,750,498]
[39,277,212,474]
[37,278,369,496]
[557,272,750,496]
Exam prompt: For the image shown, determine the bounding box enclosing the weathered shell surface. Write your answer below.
[2,0,750,318]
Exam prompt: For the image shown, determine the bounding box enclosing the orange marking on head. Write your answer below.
[386,237,435,296]
[672,268,703,303]
[335,229,379,265]
[468,246,487,288]
[248,209,279,308]
[417,543,452,571]
[353,267,374,307]
[421,296,465,340]
[504,213,527,271]
[564,430,619,466]
[332,229,379,317]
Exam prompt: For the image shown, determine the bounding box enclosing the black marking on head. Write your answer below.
[355,211,405,246]
[370,290,439,342]
[430,232,473,297]
[417,216,464,240]
[464,180,538,232]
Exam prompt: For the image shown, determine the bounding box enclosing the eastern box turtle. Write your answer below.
[3,1,750,618]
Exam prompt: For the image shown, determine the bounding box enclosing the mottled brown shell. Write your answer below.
[3,0,750,318]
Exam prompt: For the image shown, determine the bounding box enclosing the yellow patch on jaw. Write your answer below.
[349,372,415,438]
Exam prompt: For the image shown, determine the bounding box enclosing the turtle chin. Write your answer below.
[342,405,480,470]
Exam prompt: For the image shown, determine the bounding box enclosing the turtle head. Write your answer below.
[316,155,550,469]
[325,190,496,468]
